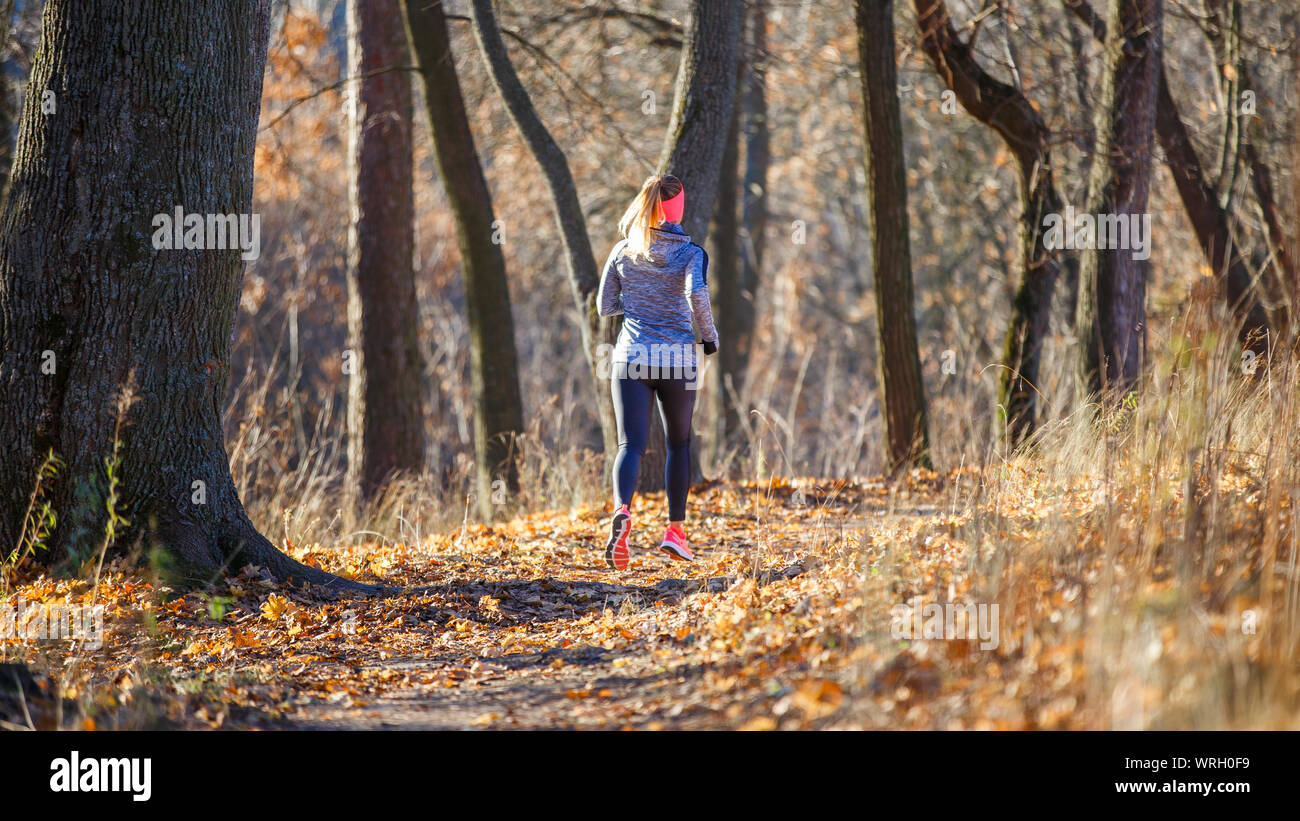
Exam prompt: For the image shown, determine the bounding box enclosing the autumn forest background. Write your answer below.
[1,0,1298,731]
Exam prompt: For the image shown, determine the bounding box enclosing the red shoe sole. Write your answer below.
[605,511,631,570]
[659,542,693,562]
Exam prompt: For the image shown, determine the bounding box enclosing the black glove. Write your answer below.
[700,339,717,356]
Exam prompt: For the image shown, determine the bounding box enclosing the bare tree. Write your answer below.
[1066,0,1269,362]
[855,0,931,468]
[913,0,1066,445]
[468,0,621,462]
[345,0,426,502]
[403,0,524,520]
[1075,0,1161,397]
[715,0,769,444]
[638,0,743,490]
[1202,0,1296,337]
[657,0,744,244]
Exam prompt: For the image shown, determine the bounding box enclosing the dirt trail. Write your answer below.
[281,571,802,730]
[225,480,897,730]
[5,476,979,731]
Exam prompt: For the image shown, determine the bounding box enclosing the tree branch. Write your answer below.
[260,64,419,132]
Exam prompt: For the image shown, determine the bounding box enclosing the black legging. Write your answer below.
[611,374,696,521]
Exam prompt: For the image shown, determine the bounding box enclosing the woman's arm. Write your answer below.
[597,242,625,316]
[686,249,718,347]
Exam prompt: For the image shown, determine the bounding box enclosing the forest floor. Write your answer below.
[1,468,1273,730]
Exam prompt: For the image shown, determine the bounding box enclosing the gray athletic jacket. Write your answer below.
[597,222,719,369]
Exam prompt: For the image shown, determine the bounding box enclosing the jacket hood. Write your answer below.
[642,222,693,265]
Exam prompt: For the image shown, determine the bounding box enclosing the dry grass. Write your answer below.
[850,314,1300,728]
[4,315,1298,729]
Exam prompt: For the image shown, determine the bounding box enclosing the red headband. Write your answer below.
[660,187,685,223]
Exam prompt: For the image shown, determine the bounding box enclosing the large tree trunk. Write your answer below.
[402,0,523,521]
[913,0,1065,446]
[635,0,742,492]
[467,0,619,467]
[657,0,743,244]
[855,0,931,469]
[0,0,363,590]
[1074,0,1161,397]
[1065,0,1269,357]
[344,0,426,504]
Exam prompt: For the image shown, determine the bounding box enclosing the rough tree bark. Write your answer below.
[913,0,1066,446]
[631,0,742,492]
[657,0,743,244]
[1065,0,1269,357]
[1074,0,1161,397]
[345,0,426,503]
[855,0,931,469]
[402,0,524,520]
[715,0,768,444]
[0,0,365,590]
[468,0,620,465]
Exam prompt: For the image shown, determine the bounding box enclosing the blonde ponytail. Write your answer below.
[618,174,682,260]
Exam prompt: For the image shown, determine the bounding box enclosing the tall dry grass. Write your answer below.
[850,293,1300,728]
[224,346,609,553]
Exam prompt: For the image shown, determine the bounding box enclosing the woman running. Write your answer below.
[597,174,719,570]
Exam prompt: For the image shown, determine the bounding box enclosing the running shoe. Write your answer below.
[605,505,632,569]
[659,523,693,562]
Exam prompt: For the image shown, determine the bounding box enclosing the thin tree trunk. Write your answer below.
[345,0,426,503]
[1202,0,1296,337]
[402,0,523,520]
[913,0,1065,446]
[711,78,742,447]
[467,0,620,466]
[1065,0,1269,356]
[1074,0,1161,397]
[855,0,931,469]
[0,0,364,590]
[1244,141,1298,334]
[1207,0,1243,211]
[1293,41,1300,332]
[726,0,769,442]
[0,0,16,201]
